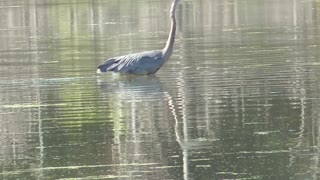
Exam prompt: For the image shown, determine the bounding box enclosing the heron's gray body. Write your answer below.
[97,0,180,75]
[97,50,165,75]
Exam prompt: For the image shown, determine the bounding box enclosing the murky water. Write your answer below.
[1,0,320,179]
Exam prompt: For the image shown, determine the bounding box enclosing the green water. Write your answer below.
[1,0,320,179]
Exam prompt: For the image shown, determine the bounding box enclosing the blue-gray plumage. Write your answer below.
[97,0,180,75]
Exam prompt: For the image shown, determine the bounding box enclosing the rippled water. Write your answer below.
[1,0,320,179]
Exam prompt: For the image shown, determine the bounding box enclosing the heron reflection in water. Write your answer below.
[97,0,180,75]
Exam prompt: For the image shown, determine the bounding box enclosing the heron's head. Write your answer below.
[173,0,180,4]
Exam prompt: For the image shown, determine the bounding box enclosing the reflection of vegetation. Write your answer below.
[40,81,116,179]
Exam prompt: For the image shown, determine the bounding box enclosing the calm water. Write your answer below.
[1,0,320,179]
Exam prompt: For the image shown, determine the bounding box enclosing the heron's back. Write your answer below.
[97,50,165,75]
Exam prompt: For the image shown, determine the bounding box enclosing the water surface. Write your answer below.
[1,0,320,179]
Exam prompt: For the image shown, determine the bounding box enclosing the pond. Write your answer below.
[1,0,320,179]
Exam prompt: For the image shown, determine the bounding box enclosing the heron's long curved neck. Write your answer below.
[162,2,177,60]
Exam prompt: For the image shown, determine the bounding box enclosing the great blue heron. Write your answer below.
[97,0,180,75]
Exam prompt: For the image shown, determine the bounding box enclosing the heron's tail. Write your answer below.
[97,58,117,73]
[96,68,103,73]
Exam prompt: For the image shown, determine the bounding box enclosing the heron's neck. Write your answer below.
[162,2,177,60]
